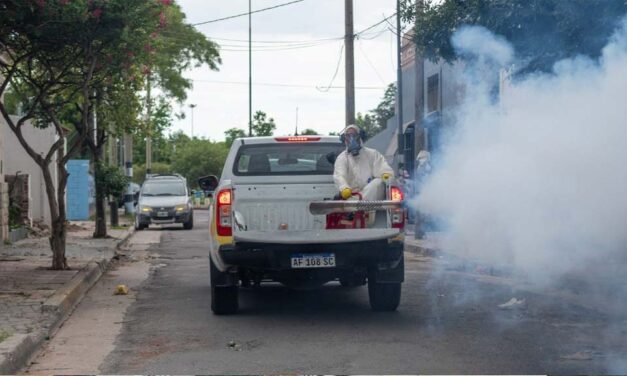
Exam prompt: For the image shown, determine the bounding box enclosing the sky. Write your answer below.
[171,0,400,141]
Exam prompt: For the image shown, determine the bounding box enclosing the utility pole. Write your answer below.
[123,133,135,214]
[145,74,152,175]
[396,0,404,174]
[189,103,196,138]
[295,106,299,135]
[345,0,355,126]
[248,0,253,137]
[415,0,425,153]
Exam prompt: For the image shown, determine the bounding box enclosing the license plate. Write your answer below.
[291,253,336,268]
[157,211,169,217]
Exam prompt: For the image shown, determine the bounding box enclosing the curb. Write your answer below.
[404,238,441,257]
[0,226,135,374]
[41,259,110,316]
[116,226,136,250]
[0,333,44,375]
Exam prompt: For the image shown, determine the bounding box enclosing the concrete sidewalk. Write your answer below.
[0,219,134,374]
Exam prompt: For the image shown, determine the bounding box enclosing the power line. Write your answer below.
[206,36,343,44]
[358,39,387,85]
[192,0,306,26]
[192,78,385,90]
[158,31,340,51]
[164,13,398,47]
[355,13,397,37]
[317,43,345,93]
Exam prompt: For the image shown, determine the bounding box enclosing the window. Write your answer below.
[141,181,187,196]
[427,74,439,113]
[233,143,343,176]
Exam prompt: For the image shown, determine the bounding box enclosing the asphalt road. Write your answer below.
[27,210,627,374]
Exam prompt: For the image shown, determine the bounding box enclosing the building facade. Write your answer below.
[2,118,59,226]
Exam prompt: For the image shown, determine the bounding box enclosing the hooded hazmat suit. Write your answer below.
[333,126,394,201]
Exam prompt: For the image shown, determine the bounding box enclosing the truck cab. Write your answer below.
[201,136,405,314]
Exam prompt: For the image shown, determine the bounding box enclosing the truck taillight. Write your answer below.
[390,186,405,229]
[216,189,232,236]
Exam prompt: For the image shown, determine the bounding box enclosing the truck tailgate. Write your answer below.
[233,228,401,244]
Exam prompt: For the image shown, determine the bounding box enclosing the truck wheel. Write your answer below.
[210,257,238,315]
[183,213,194,230]
[211,285,238,315]
[368,281,401,311]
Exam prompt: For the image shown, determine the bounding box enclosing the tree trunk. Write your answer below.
[93,159,107,238]
[42,159,68,270]
[49,216,67,270]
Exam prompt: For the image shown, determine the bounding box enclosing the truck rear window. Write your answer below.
[233,143,343,176]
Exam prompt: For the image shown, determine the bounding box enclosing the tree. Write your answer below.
[251,111,276,136]
[299,128,319,135]
[84,1,219,238]
[352,83,396,139]
[0,0,219,267]
[171,139,229,188]
[355,112,379,139]
[402,0,627,73]
[372,83,396,131]
[134,99,180,165]
[224,127,247,146]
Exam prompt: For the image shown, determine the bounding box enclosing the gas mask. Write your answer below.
[346,133,362,156]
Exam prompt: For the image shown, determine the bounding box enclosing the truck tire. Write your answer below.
[368,280,401,311]
[210,257,238,315]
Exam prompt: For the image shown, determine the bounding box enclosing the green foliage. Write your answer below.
[95,163,129,199]
[355,113,379,139]
[224,127,247,146]
[151,3,221,102]
[353,83,396,138]
[2,89,21,116]
[223,110,277,143]
[133,162,172,184]
[402,0,627,73]
[300,129,319,135]
[133,100,180,165]
[372,83,396,130]
[0,329,10,344]
[251,111,276,137]
[171,139,229,188]
[8,199,23,230]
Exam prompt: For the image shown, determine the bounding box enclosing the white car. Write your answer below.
[200,136,406,314]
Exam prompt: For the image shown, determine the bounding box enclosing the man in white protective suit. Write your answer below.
[333,124,394,201]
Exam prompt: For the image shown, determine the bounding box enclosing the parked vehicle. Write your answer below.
[200,136,406,315]
[118,182,140,208]
[135,174,194,230]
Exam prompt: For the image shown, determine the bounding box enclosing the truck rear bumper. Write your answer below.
[233,228,401,244]
[218,239,403,271]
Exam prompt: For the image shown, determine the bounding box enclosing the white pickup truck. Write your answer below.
[199,135,406,315]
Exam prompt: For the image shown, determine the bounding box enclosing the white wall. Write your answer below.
[2,117,58,225]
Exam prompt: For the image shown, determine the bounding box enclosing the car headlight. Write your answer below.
[175,204,188,212]
[140,205,153,213]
